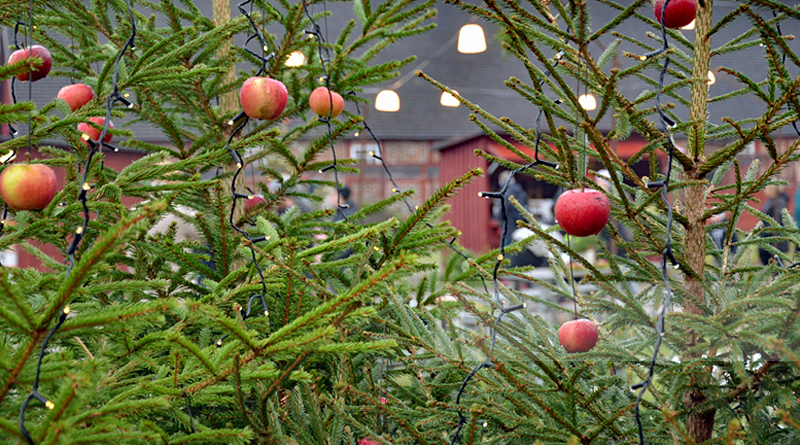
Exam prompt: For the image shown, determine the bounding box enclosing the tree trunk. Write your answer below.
[682,0,716,441]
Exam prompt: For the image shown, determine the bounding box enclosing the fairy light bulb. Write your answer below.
[457,24,487,54]
[440,90,460,107]
[375,90,400,112]
[285,51,305,67]
[681,19,696,30]
[578,94,597,111]
[707,70,716,85]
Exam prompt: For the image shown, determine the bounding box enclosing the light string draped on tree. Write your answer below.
[216,0,275,347]
[303,0,353,224]
[343,53,565,445]
[630,1,680,443]
[17,0,136,443]
[449,54,561,445]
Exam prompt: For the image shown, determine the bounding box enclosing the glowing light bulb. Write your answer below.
[497,254,504,261]
[63,306,71,314]
[285,51,305,67]
[707,70,716,85]
[457,24,487,54]
[45,401,55,409]
[75,227,83,234]
[578,94,597,111]
[375,90,400,112]
[440,90,460,107]
[82,182,90,191]
[681,19,696,30]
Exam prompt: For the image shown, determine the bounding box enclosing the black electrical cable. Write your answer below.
[631,2,680,444]
[449,54,561,445]
[215,0,275,348]
[18,1,136,443]
[303,1,353,224]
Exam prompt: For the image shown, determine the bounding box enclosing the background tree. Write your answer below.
[0,1,465,444]
[362,0,800,444]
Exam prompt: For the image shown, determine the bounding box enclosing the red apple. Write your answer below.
[7,45,52,82]
[239,76,288,120]
[357,438,379,445]
[78,117,114,145]
[58,83,95,111]
[558,319,598,353]
[0,163,58,211]
[309,87,345,119]
[554,188,610,237]
[653,0,697,29]
[244,194,265,212]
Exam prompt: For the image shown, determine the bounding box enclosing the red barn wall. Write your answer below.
[438,138,491,254]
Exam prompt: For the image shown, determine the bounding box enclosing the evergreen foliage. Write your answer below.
[1,0,800,444]
[387,0,800,444]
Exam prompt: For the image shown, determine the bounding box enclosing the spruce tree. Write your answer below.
[366,0,799,444]
[0,1,451,444]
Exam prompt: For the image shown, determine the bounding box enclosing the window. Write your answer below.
[350,142,381,165]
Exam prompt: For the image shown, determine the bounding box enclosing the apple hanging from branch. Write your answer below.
[58,84,95,111]
[558,319,598,353]
[239,76,288,120]
[654,0,697,29]
[7,45,52,82]
[309,87,345,119]
[0,163,58,211]
[77,117,114,145]
[554,188,610,237]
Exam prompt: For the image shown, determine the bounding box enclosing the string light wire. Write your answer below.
[17,1,136,443]
[631,1,680,443]
[215,0,276,347]
[448,54,561,445]
[303,1,353,224]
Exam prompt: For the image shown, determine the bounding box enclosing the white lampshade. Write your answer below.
[440,90,460,107]
[285,51,305,67]
[707,70,716,85]
[375,90,400,112]
[457,24,487,54]
[578,94,597,111]
[681,19,696,30]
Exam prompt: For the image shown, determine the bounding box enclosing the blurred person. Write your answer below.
[794,169,800,228]
[595,169,632,258]
[759,184,790,265]
[708,211,737,254]
[327,185,357,222]
[496,170,529,246]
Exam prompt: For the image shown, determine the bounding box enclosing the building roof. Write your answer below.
[6,1,799,144]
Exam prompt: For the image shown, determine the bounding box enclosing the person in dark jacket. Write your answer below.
[497,170,529,247]
[759,185,789,265]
